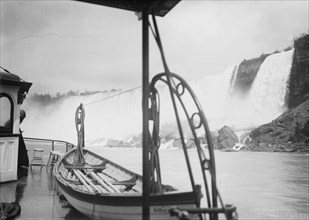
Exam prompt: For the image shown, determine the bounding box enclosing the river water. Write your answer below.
[88,146,309,220]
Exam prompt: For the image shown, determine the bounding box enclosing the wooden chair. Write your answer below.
[47,151,63,166]
[30,148,44,166]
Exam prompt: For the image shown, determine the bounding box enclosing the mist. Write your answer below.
[21,50,294,144]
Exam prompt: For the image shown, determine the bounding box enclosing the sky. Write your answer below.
[1,0,308,95]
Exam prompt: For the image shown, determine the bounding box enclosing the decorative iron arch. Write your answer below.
[148,71,228,219]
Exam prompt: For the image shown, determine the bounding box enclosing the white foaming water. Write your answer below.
[22,50,294,143]
[222,49,294,129]
[22,90,143,143]
[248,50,294,125]
[189,64,239,130]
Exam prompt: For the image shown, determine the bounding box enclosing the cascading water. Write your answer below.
[22,90,143,144]
[22,49,294,144]
[221,49,294,129]
[189,64,239,131]
[247,49,294,125]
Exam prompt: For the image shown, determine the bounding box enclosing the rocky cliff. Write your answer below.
[229,33,309,152]
[232,54,270,95]
[288,34,309,108]
[247,99,309,152]
[232,34,309,108]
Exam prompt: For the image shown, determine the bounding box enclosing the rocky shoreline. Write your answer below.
[96,99,309,153]
[244,99,309,153]
[244,34,309,153]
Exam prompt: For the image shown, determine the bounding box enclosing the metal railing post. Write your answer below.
[142,5,150,220]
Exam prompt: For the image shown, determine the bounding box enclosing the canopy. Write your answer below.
[75,0,181,16]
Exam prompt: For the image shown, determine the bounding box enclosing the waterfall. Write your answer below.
[22,90,143,143]
[248,49,294,125]
[21,50,294,144]
[222,49,294,129]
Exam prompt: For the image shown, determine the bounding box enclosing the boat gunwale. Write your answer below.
[57,178,198,206]
[54,148,199,206]
[59,148,142,178]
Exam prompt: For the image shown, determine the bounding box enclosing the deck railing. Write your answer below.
[24,137,75,165]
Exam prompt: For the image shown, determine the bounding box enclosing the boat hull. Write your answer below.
[54,149,199,220]
[59,181,197,220]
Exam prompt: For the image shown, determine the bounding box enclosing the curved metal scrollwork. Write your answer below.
[74,103,86,165]
[148,87,163,193]
[148,72,226,219]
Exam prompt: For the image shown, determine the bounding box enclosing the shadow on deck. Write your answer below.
[0,165,88,220]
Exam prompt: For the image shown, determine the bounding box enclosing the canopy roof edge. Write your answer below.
[74,0,181,17]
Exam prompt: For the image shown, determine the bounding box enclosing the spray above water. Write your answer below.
[22,50,294,143]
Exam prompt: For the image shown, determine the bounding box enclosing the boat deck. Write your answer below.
[0,138,86,219]
[0,165,88,220]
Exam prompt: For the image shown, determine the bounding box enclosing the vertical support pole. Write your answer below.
[142,6,150,220]
[52,140,54,151]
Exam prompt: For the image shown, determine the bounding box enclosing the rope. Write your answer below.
[149,15,170,73]
[149,15,230,220]
[83,86,142,107]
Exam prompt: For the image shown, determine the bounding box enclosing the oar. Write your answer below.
[76,170,103,193]
[97,173,121,193]
[89,171,115,193]
[73,170,94,193]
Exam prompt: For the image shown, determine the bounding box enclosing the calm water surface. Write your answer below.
[88,146,309,220]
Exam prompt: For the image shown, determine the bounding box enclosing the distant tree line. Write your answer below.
[29,89,121,106]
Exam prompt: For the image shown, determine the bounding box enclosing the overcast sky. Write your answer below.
[1,0,308,95]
